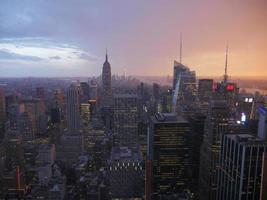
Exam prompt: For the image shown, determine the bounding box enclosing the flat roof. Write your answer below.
[151,113,188,124]
[226,133,267,144]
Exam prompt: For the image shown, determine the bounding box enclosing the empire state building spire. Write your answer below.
[105,48,108,61]
[102,49,112,107]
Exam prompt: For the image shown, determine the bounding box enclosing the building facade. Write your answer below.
[148,113,191,199]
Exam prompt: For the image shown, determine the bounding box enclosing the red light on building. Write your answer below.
[226,84,235,91]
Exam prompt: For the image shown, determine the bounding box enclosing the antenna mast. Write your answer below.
[180,33,182,64]
[224,44,228,83]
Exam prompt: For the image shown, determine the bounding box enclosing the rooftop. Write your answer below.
[226,133,267,145]
[151,113,188,124]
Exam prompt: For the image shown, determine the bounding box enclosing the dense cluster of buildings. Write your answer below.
[0,49,266,200]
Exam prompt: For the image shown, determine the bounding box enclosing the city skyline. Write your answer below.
[0,0,267,77]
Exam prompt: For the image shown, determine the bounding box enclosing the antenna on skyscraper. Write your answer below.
[180,32,183,64]
[223,43,228,83]
[105,48,108,61]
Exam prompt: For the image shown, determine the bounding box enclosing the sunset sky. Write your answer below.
[0,0,266,77]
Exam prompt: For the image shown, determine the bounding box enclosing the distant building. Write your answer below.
[148,113,191,199]
[18,112,34,141]
[20,98,46,135]
[0,89,6,140]
[113,93,138,147]
[109,146,144,199]
[56,132,84,164]
[198,79,213,102]
[172,61,196,114]
[80,103,90,127]
[66,84,80,132]
[101,52,113,131]
[89,80,98,101]
[173,61,188,91]
[80,82,90,103]
[50,108,61,124]
[36,87,45,100]
[102,52,112,108]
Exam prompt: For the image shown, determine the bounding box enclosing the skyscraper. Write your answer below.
[198,79,214,102]
[172,61,196,114]
[113,93,138,147]
[101,52,113,131]
[172,61,188,91]
[66,84,80,132]
[80,82,90,103]
[199,101,230,200]
[217,133,267,200]
[148,113,191,199]
[102,51,112,107]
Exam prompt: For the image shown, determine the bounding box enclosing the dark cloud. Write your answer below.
[79,53,97,61]
[0,49,43,62]
[49,56,61,60]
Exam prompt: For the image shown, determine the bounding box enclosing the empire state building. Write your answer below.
[102,51,112,107]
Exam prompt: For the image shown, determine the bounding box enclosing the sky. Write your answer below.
[0,0,266,77]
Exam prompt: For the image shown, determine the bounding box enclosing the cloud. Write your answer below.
[0,37,97,64]
[0,49,43,61]
[78,53,97,61]
[49,56,61,60]
[0,37,100,76]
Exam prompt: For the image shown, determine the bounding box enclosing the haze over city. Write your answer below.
[1,1,267,200]
[0,0,267,77]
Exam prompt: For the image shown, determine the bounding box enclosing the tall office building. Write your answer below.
[199,101,230,200]
[18,112,34,141]
[198,79,214,101]
[89,79,98,101]
[217,133,267,200]
[57,85,83,164]
[148,113,191,199]
[88,80,98,118]
[213,46,239,115]
[66,84,80,132]
[101,52,113,131]
[102,51,112,107]
[172,61,188,91]
[113,93,138,147]
[20,98,45,136]
[80,82,90,103]
[172,61,196,114]
[6,93,19,130]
